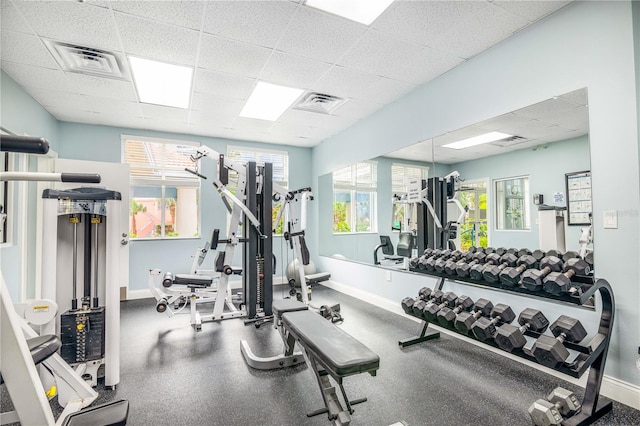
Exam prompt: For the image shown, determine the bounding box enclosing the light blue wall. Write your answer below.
[313,2,639,387]
[58,122,313,291]
[447,135,590,250]
[1,70,60,300]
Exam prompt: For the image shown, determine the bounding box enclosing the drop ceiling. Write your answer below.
[0,0,571,148]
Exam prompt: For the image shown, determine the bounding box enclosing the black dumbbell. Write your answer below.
[542,258,591,296]
[401,287,433,314]
[521,256,564,292]
[518,248,532,257]
[562,250,579,261]
[499,255,538,287]
[411,290,444,317]
[433,250,464,273]
[436,295,474,326]
[530,315,588,369]
[423,292,458,322]
[584,251,594,269]
[495,308,549,352]
[545,249,561,258]
[417,249,443,270]
[443,252,474,275]
[528,387,582,426]
[456,251,488,277]
[532,249,546,262]
[469,252,501,280]
[454,299,494,334]
[482,253,518,283]
[471,304,516,341]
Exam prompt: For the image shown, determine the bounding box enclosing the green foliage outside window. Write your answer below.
[333,202,351,232]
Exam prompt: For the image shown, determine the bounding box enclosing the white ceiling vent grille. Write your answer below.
[491,135,528,147]
[294,92,348,114]
[44,40,128,80]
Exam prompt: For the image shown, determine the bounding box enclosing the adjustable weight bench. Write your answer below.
[241,300,379,425]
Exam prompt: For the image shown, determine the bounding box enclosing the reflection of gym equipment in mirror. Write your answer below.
[373,233,414,266]
[319,88,591,264]
[0,134,129,426]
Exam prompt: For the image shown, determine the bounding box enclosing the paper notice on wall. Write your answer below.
[407,179,421,202]
[553,192,565,203]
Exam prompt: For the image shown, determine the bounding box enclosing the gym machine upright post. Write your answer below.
[0,134,128,425]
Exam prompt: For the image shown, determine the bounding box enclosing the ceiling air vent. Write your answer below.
[44,40,128,80]
[491,135,528,147]
[293,92,348,114]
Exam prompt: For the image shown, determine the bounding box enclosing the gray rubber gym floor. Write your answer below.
[4,284,640,425]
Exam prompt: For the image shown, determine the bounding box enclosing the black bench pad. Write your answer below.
[174,274,213,286]
[282,310,379,377]
[272,299,308,318]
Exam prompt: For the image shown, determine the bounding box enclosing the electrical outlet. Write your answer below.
[386,270,392,282]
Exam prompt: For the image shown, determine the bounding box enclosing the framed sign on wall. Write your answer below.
[565,170,592,226]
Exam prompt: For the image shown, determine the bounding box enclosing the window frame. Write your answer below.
[494,175,531,231]
[122,135,202,240]
[225,145,289,236]
[332,161,378,235]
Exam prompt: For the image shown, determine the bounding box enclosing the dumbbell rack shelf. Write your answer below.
[399,272,615,426]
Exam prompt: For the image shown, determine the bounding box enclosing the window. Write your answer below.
[122,136,201,239]
[391,163,428,232]
[495,176,530,230]
[225,146,288,234]
[333,162,377,233]
[458,180,488,249]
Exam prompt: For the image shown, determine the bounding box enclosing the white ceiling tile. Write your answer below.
[23,86,92,111]
[1,31,58,69]
[276,6,367,63]
[1,0,34,34]
[513,98,579,122]
[140,119,191,135]
[312,66,381,100]
[140,104,189,122]
[189,110,236,129]
[336,30,423,77]
[230,117,275,134]
[194,68,255,100]
[493,1,570,23]
[190,92,244,116]
[278,108,353,129]
[373,1,488,47]
[203,1,298,48]
[259,51,331,88]
[268,122,318,139]
[385,46,463,85]
[14,1,120,51]
[358,77,417,105]
[1,62,74,92]
[112,1,204,30]
[85,97,142,117]
[115,12,199,65]
[433,4,530,59]
[45,107,100,123]
[556,106,589,132]
[198,34,272,78]
[65,73,138,101]
[560,89,588,106]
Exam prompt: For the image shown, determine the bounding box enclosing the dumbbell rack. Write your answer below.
[399,269,615,426]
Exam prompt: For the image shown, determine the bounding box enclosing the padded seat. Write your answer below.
[305,272,330,284]
[282,310,379,377]
[173,274,213,287]
[272,299,308,319]
[61,399,129,426]
[0,335,61,384]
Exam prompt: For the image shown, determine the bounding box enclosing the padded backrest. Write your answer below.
[396,232,414,257]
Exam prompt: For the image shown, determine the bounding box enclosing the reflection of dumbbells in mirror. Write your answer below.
[521,256,564,292]
[436,295,474,326]
[499,254,539,287]
[531,315,588,369]
[454,299,494,334]
[432,250,464,273]
[543,258,591,296]
[455,251,488,277]
[494,308,549,352]
[443,251,479,275]
[471,304,516,341]
[528,387,582,426]
[482,253,518,283]
[423,292,459,322]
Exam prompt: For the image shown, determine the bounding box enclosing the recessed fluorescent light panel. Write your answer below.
[240,81,304,121]
[305,0,394,25]
[129,56,193,109]
[442,131,513,150]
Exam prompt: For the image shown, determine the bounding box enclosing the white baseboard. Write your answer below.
[320,279,640,411]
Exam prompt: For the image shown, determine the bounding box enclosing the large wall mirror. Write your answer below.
[318,88,590,267]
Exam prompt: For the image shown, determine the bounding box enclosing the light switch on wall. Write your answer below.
[603,210,618,229]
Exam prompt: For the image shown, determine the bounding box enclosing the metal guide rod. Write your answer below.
[93,216,99,308]
[72,216,78,310]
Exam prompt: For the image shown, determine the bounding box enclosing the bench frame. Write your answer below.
[241,301,377,425]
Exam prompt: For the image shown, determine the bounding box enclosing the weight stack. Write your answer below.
[60,307,105,364]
